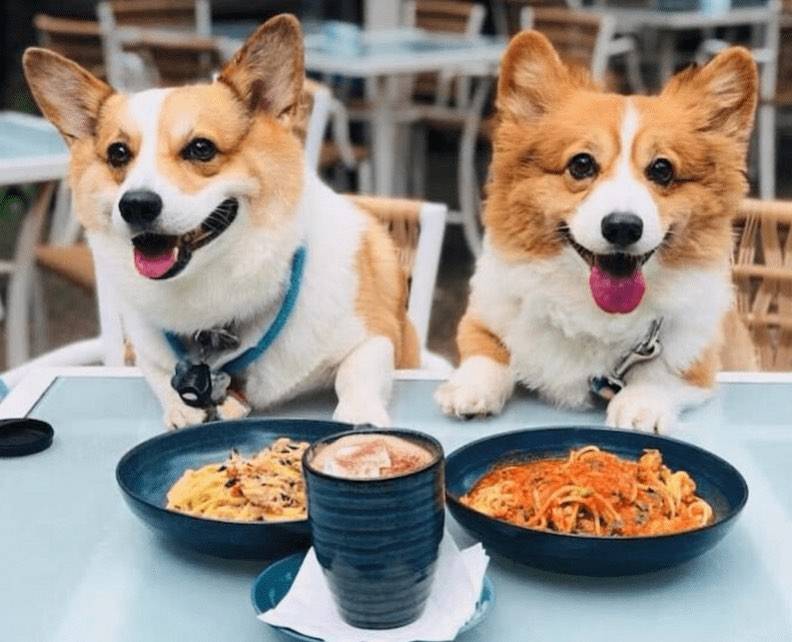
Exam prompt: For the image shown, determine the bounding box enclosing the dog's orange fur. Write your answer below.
[456,312,511,366]
[467,31,759,376]
[355,218,420,368]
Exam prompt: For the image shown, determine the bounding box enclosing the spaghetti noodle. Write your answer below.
[461,446,713,536]
[166,438,309,522]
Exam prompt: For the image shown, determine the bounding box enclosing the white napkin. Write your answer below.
[260,535,489,642]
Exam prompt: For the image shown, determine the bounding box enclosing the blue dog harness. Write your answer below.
[165,246,307,409]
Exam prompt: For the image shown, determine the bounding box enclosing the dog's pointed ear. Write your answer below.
[662,47,758,147]
[218,14,304,119]
[497,30,575,122]
[23,47,113,145]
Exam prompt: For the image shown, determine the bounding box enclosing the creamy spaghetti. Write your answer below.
[461,446,713,536]
[166,438,309,522]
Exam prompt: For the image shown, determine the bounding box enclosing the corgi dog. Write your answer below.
[436,31,758,431]
[24,15,418,429]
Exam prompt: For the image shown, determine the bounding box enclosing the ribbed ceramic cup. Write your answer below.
[303,429,445,629]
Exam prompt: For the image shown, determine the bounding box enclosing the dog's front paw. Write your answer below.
[217,395,251,421]
[164,402,207,430]
[606,385,677,433]
[334,398,391,428]
[435,356,513,419]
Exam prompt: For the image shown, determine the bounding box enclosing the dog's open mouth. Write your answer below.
[561,226,657,315]
[131,198,238,280]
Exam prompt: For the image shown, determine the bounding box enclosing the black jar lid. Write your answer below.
[0,418,54,457]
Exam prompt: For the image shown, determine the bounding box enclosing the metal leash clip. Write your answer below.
[589,318,664,402]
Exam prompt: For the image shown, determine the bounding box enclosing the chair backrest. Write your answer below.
[103,0,210,33]
[499,0,574,35]
[732,198,792,370]
[521,7,615,83]
[123,32,222,87]
[347,196,447,349]
[33,15,106,80]
[97,0,213,89]
[404,0,486,35]
[402,1,486,105]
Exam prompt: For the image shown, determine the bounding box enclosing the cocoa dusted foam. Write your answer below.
[311,434,434,480]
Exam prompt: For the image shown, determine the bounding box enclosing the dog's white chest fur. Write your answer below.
[91,173,371,411]
[469,240,733,408]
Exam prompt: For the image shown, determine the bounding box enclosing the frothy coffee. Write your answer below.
[311,434,434,480]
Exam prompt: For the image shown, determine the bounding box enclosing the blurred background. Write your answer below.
[0,0,790,374]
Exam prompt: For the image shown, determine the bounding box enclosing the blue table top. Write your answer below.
[0,113,67,162]
[2,374,791,641]
[0,112,69,185]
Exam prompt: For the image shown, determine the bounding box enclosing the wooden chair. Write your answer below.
[33,15,106,80]
[97,0,214,89]
[493,0,577,37]
[404,0,487,103]
[116,31,223,87]
[335,1,486,196]
[101,0,210,32]
[732,198,792,370]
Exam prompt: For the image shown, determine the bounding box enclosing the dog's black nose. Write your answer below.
[119,190,162,227]
[601,212,643,247]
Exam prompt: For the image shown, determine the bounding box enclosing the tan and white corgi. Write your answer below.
[436,31,758,431]
[24,15,418,429]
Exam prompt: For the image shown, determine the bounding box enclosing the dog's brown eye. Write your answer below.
[646,158,674,186]
[107,142,131,168]
[568,153,597,180]
[182,138,217,162]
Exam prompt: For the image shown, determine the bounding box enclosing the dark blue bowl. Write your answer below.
[446,426,748,576]
[116,418,349,559]
[303,429,445,629]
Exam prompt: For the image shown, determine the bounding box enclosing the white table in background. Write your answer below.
[212,25,506,196]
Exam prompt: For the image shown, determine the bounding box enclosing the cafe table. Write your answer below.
[2,367,791,641]
[210,24,506,197]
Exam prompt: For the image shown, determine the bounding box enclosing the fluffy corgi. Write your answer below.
[24,15,418,429]
[436,31,758,431]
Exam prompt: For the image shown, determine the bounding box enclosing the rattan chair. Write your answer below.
[732,198,792,371]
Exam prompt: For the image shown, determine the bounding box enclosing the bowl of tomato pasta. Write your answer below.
[445,426,747,576]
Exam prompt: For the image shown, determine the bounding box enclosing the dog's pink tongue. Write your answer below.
[134,247,177,279]
[589,265,645,314]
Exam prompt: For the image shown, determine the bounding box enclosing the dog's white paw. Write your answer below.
[435,356,513,419]
[606,385,677,433]
[334,398,391,428]
[217,395,251,421]
[164,402,207,430]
